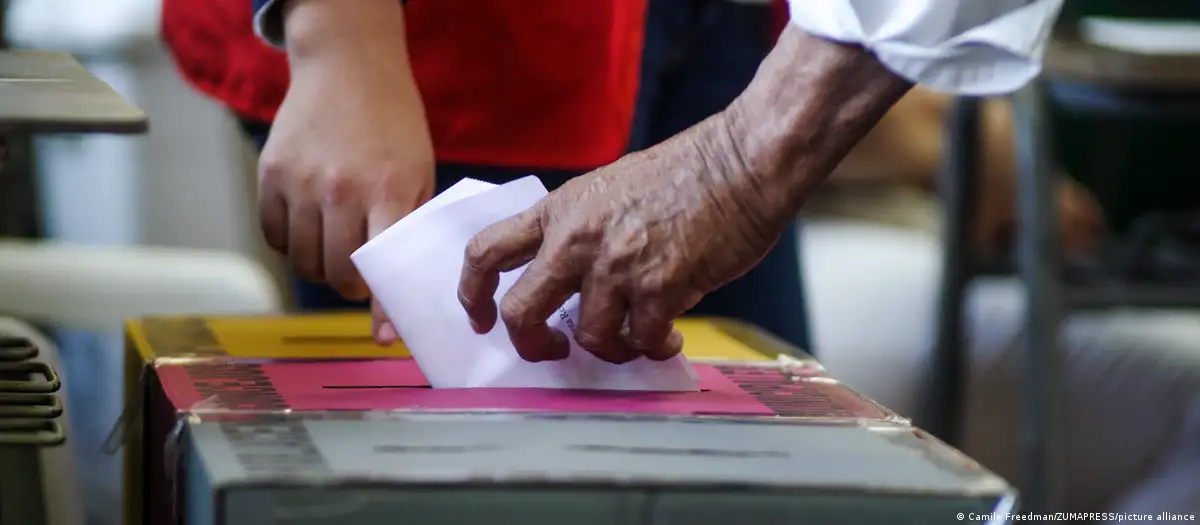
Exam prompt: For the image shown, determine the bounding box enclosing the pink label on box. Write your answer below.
[157,359,893,420]
[158,360,776,416]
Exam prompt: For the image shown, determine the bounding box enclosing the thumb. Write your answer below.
[371,297,397,346]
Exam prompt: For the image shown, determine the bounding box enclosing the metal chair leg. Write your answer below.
[1012,82,1067,515]
[921,96,982,447]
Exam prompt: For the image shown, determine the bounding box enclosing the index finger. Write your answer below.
[499,248,578,362]
[459,208,544,333]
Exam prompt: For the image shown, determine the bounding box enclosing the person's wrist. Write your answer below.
[725,25,913,213]
[283,0,407,70]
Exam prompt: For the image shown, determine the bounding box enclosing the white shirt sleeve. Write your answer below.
[787,0,1065,95]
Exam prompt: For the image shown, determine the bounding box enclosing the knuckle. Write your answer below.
[574,330,607,350]
[540,240,578,270]
[592,244,640,277]
[625,330,652,349]
[627,334,662,353]
[258,159,287,187]
[561,226,592,247]
[322,170,362,207]
[629,277,669,304]
[456,287,476,309]
[463,236,491,271]
[499,295,533,330]
[559,218,606,249]
[458,286,493,318]
[591,252,617,277]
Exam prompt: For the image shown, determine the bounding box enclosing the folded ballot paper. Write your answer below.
[351,176,700,391]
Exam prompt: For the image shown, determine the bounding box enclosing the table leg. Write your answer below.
[1012,83,1067,514]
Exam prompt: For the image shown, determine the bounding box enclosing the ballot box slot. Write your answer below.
[321,384,711,392]
[564,444,791,459]
[374,444,505,454]
[283,336,377,345]
[322,385,432,390]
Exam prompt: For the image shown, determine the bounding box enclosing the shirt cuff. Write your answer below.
[254,0,410,49]
[253,0,287,49]
[787,0,1065,96]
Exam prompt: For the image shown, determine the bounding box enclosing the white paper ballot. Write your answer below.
[351,176,700,391]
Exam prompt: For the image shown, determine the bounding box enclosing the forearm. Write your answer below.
[725,25,914,216]
[826,90,947,188]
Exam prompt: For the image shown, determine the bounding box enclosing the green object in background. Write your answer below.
[1051,0,1200,232]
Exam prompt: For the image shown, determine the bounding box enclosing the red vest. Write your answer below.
[161,0,647,170]
[772,0,790,40]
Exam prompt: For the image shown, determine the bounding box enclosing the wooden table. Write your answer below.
[0,50,146,134]
[926,33,1200,515]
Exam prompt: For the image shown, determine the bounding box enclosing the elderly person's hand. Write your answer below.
[459,116,790,364]
[459,26,913,363]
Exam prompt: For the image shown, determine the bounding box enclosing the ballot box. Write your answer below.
[120,313,1016,525]
[120,313,791,525]
[136,357,910,525]
[138,354,902,522]
[177,412,1012,525]
[138,357,984,525]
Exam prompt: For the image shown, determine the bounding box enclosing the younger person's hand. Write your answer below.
[257,0,433,344]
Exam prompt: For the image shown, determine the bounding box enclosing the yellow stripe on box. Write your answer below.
[127,313,770,362]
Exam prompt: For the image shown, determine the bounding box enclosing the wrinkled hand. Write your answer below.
[258,56,434,345]
[458,115,792,363]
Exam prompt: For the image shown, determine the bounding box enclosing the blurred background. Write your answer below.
[2,0,1199,524]
[2,0,286,522]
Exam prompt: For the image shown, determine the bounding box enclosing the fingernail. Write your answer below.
[469,318,484,334]
[375,322,397,346]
